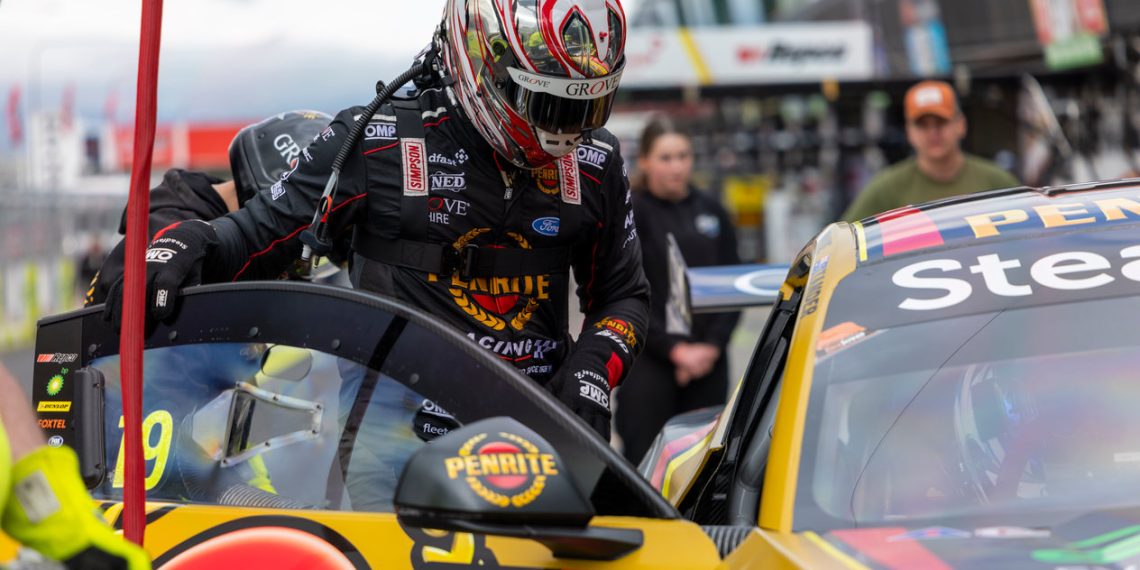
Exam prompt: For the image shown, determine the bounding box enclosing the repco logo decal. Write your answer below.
[445,432,558,508]
[558,154,581,205]
[402,138,427,196]
[36,353,78,364]
[429,229,551,333]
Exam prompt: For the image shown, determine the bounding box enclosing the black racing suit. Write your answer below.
[205,85,649,411]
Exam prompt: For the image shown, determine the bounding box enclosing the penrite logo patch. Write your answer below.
[533,166,560,196]
[557,154,581,205]
[402,138,427,196]
[444,432,559,508]
[429,229,551,333]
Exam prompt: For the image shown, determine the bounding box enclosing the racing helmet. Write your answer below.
[228,110,334,206]
[438,0,627,169]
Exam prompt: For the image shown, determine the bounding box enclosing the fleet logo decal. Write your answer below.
[892,246,1140,311]
[46,369,67,396]
[576,145,607,169]
[531,217,560,237]
[37,401,71,413]
[364,121,397,141]
[973,526,1050,539]
[445,432,558,508]
[428,197,470,225]
[402,138,427,196]
[558,154,581,205]
[431,229,550,333]
[431,172,466,193]
[534,165,560,196]
[888,527,972,541]
[37,353,78,364]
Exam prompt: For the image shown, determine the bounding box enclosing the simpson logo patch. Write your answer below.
[402,138,427,196]
[558,154,581,205]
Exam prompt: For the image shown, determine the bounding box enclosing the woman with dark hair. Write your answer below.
[617,116,741,464]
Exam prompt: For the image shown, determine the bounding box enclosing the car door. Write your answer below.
[14,282,722,569]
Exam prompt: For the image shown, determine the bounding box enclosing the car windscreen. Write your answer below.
[794,227,1140,530]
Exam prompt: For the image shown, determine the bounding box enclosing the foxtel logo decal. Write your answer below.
[893,246,1140,311]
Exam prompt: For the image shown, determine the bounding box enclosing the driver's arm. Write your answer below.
[208,107,369,282]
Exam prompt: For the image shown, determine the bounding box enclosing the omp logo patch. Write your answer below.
[364,121,397,141]
[145,248,177,263]
[445,432,558,508]
[402,138,427,196]
[576,145,607,169]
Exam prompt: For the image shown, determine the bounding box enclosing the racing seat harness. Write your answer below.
[352,98,578,279]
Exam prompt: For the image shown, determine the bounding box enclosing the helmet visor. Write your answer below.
[504,66,623,134]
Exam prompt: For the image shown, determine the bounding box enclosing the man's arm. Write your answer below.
[0,363,150,569]
[554,140,651,436]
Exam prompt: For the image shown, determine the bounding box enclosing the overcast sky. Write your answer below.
[0,0,641,141]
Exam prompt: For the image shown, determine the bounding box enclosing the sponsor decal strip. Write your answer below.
[802,532,873,570]
[660,427,715,499]
[648,420,716,490]
[829,528,953,570]
[507,67,624,100]
[558,154,581,205]
[854,220,868,262]
[875,207,944,257]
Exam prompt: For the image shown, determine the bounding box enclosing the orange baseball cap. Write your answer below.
[904,80,958,121]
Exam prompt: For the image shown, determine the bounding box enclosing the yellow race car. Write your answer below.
[9,179,1140,569]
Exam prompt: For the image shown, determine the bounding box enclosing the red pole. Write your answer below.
[120,0,164,546]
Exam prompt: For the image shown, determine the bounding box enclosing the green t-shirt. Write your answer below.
[841,155,1020,222]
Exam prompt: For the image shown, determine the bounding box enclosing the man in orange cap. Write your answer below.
[842,80,1019,221]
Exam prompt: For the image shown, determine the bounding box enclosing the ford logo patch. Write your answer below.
[532,217,560,236]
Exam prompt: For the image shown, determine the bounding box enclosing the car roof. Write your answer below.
[850,179,1140,265]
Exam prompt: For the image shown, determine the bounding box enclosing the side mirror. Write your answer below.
[33,366,106,488]
[394,417,643,561]
[259,345,313,382]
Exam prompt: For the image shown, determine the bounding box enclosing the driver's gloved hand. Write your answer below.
[547,355,615,441]
[2,446,151,570]
[103,220,217,328]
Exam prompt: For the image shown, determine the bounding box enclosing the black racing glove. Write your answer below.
[103,220,218,328]
[547,351,616,441]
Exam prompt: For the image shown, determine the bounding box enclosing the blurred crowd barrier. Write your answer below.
[0,188,123,350]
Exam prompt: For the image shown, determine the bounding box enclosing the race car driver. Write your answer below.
[87,110,335,306]
[0,362,150,569]
[106,0,647,439]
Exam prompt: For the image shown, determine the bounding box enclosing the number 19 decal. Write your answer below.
[112,409,174,490]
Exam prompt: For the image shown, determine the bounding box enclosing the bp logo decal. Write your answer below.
[429,228,550,332]
[444,432,559,508]
[46,369,68,397]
